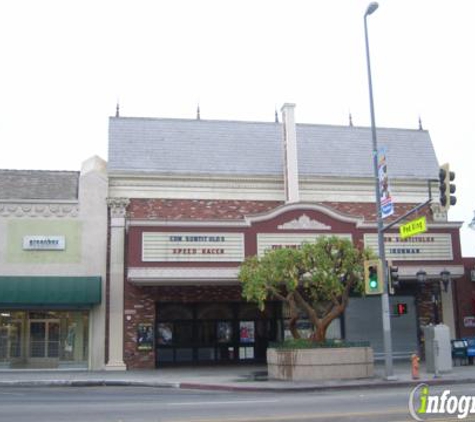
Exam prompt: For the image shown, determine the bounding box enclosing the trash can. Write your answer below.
[451,340,468,366]
[463,338,475,364]
[424,324,453,374]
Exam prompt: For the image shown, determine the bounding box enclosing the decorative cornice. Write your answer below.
[109,173,282,184]
[0,202,79,218]
[127,219,248,228]
[278,214,331,230]
[107,197,130,218]
[358,220,464,230]
[127,202,365,228]
[128,267,239,286]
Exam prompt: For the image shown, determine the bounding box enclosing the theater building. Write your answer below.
[0,156,107,370]
[106,104,464,370]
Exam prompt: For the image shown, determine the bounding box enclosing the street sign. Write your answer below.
[399,216,427,239]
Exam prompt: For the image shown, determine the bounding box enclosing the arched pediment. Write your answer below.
[244,202,364,228]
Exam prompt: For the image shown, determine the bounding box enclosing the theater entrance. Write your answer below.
[155,302,281,366]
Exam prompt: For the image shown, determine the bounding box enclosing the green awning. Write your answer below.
[0,276,101,307]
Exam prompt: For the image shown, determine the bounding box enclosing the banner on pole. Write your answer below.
[378,148,394,219]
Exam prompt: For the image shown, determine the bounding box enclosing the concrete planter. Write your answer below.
[267,346,374,381]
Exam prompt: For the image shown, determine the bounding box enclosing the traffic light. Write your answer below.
[388,262,399,294]
[364,259,384,295]
[394,303,408,316]
[439,163,456,211]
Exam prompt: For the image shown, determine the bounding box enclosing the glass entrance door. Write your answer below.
[29,320,60,359]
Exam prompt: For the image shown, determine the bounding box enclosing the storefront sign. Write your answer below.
[23,235,66,250]
[464,316,475,328]
[364,233,453,261]
[257,233,352,257]
[142,232,244,262]
[399,216,427,240]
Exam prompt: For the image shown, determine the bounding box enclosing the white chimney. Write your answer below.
[281,103,300,203]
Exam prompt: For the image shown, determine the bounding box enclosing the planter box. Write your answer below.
[267,346,374,381]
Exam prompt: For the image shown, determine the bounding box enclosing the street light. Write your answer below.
[365,2,379,15]
[469,211,475,230]
[416,269,427,285]
[364,1,395,380]
[440,269,451,293]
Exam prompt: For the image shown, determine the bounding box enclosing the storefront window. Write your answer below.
[0,310,89,369]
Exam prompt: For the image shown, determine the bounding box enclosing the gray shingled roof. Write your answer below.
[0,170,79,200]
[108,117,440,180]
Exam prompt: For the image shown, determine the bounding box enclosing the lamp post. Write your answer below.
[469,211,475,231]
[434,270,451,324]
[416,270,451,325]
[364,2,394,379]
[440,269,451,293]
[416,269,427,285]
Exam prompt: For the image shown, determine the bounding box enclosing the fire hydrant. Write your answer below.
[411,353,420,380]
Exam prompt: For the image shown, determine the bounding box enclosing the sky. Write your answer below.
[1,0,474,256]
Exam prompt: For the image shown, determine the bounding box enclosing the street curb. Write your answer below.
[178,377,475,393]
[0,380,181,389]
[1,377,474,392]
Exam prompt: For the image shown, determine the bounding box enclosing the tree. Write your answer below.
[239,236,370,343]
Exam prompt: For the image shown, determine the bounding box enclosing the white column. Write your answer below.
[105,197,129,371]
[441,283,456,337]
[281,103,300,203]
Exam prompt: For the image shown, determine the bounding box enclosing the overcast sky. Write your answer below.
[1,0,474,256]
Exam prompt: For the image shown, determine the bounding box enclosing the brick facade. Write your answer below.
[128,198,433,223]
[453,258,475,339]
[119,198,460,369]
[124,284,243,369]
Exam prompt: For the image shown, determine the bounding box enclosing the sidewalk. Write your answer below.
[1,361,475,392]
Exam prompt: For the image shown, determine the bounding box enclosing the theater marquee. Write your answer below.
[257,233,352,257]
[364,233,453,261]
[142,232,244,262]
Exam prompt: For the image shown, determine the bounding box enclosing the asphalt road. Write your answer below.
[0,385,469,422]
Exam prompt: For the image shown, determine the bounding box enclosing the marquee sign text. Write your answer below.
[142,232,244,262]
[364,233,453,261]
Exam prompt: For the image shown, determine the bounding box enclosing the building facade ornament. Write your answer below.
[0,202,79,218]
[107,197,130,218]
[278,214,331,230]
[430,203,448,223]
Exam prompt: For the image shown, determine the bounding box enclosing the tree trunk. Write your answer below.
[288,295,301,339]
[312,323,326,342]
[310,319,329,342]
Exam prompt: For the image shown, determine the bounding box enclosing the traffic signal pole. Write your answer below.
[364,3,395,380]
